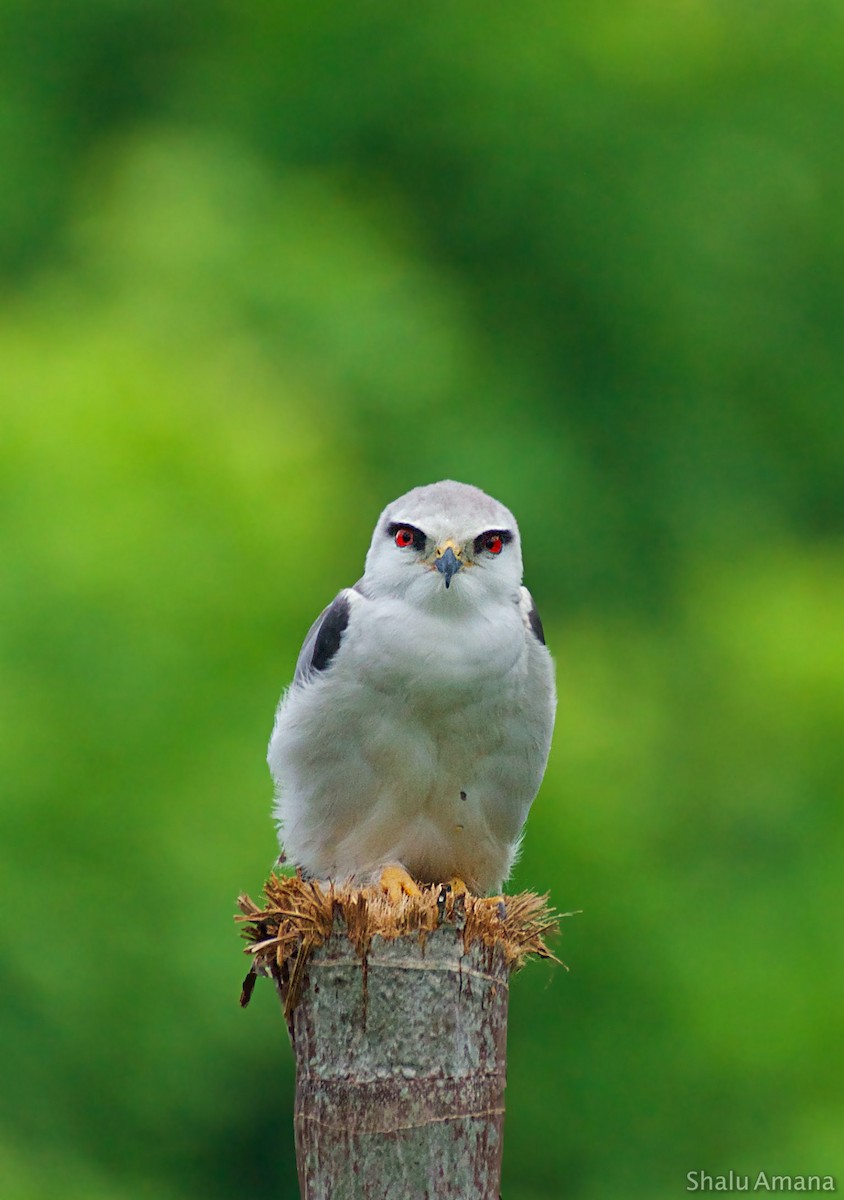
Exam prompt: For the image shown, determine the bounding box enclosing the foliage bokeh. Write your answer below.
[2,5,843,1198]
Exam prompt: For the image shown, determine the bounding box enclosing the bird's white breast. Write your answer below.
[269,592,554,892]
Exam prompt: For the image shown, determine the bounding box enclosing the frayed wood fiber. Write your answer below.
[237,874,562,1017]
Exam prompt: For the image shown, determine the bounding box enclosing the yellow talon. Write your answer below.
[378,865,422,904]
[445,876,470,897]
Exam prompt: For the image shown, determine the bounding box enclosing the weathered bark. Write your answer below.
[238,877,559,1200]
[287,918,508,1199]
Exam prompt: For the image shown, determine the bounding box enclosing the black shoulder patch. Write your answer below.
[311,595,351,673]
[527,598,546,645]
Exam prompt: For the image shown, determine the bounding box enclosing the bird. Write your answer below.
[268,480,556,899]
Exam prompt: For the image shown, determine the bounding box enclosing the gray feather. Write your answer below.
[292,582,365,685]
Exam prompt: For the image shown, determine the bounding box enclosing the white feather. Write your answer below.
[268,480,556,894]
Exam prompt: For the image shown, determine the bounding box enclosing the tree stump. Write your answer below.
[238,876,559,1200]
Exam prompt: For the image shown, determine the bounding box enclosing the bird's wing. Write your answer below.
[292,582,366,686]
[518,586,546,645]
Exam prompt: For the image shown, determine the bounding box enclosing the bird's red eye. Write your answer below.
[485,535,503,555]
[395,528,415,549]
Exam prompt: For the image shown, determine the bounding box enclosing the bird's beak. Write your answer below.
[434,539,465,589]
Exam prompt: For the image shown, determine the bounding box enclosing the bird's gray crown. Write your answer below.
[379,480,518,541]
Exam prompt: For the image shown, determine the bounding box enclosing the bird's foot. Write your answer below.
[377,865,422,905]
[444,876,470,897]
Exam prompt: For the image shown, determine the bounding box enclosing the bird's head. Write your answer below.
[363,480,524,609]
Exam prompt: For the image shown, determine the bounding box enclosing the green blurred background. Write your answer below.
[2,4,843,1198]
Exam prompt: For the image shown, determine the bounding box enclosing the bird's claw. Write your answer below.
[445,876,470,897]
[378,865,422,905]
